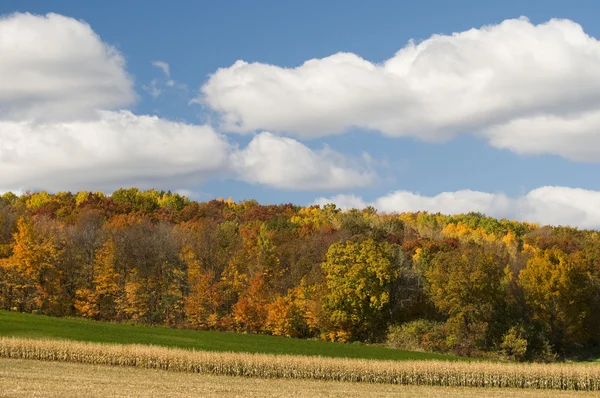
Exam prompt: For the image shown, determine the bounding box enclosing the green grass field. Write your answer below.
[0,310,461,361]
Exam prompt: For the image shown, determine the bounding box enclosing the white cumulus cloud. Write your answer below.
[482,111,600,162]
[232,132,375,190]
[199,17,600,161]
[314,187,600,229]
[0,111,231,192]
[0,12,135,121]
[518,187,600,229]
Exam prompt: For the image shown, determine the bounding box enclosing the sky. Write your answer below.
[2,0,600,228]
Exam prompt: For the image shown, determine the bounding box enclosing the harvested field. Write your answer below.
[0,358,597,398]
[1,337,599,391]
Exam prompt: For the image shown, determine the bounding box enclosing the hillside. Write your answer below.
[1,188,600,360]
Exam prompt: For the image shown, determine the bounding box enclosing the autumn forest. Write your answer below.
[1,188,599,361]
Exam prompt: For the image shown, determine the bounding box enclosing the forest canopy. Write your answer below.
[1,188,599,361]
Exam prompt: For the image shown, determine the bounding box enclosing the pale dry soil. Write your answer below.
[0,358,596,398]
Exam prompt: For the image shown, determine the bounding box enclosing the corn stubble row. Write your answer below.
[1,337,599,390]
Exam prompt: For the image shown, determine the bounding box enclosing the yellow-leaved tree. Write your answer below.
[321,238,397,342]
[519,248,593,353]
[8,217,64,315]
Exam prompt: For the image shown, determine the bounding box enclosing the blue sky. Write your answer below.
[2,1,600,227]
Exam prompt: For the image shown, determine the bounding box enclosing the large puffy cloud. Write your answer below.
[0,13,135,121]
[0,12,374,193]
[232,132,375,190]
[315,187,600,229]
[0,112,372,193]
[200,17,600,161]
[0,111,231,192]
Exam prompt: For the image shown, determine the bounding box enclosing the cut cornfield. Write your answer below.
[1,337,599,390]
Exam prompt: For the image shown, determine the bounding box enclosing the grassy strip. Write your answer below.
[0,310,458,361]
[1,337,599,390]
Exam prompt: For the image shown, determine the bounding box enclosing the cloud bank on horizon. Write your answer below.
[314,186,600,229]
[2,12,600,228]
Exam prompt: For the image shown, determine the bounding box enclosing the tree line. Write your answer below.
[1,188,599,361]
